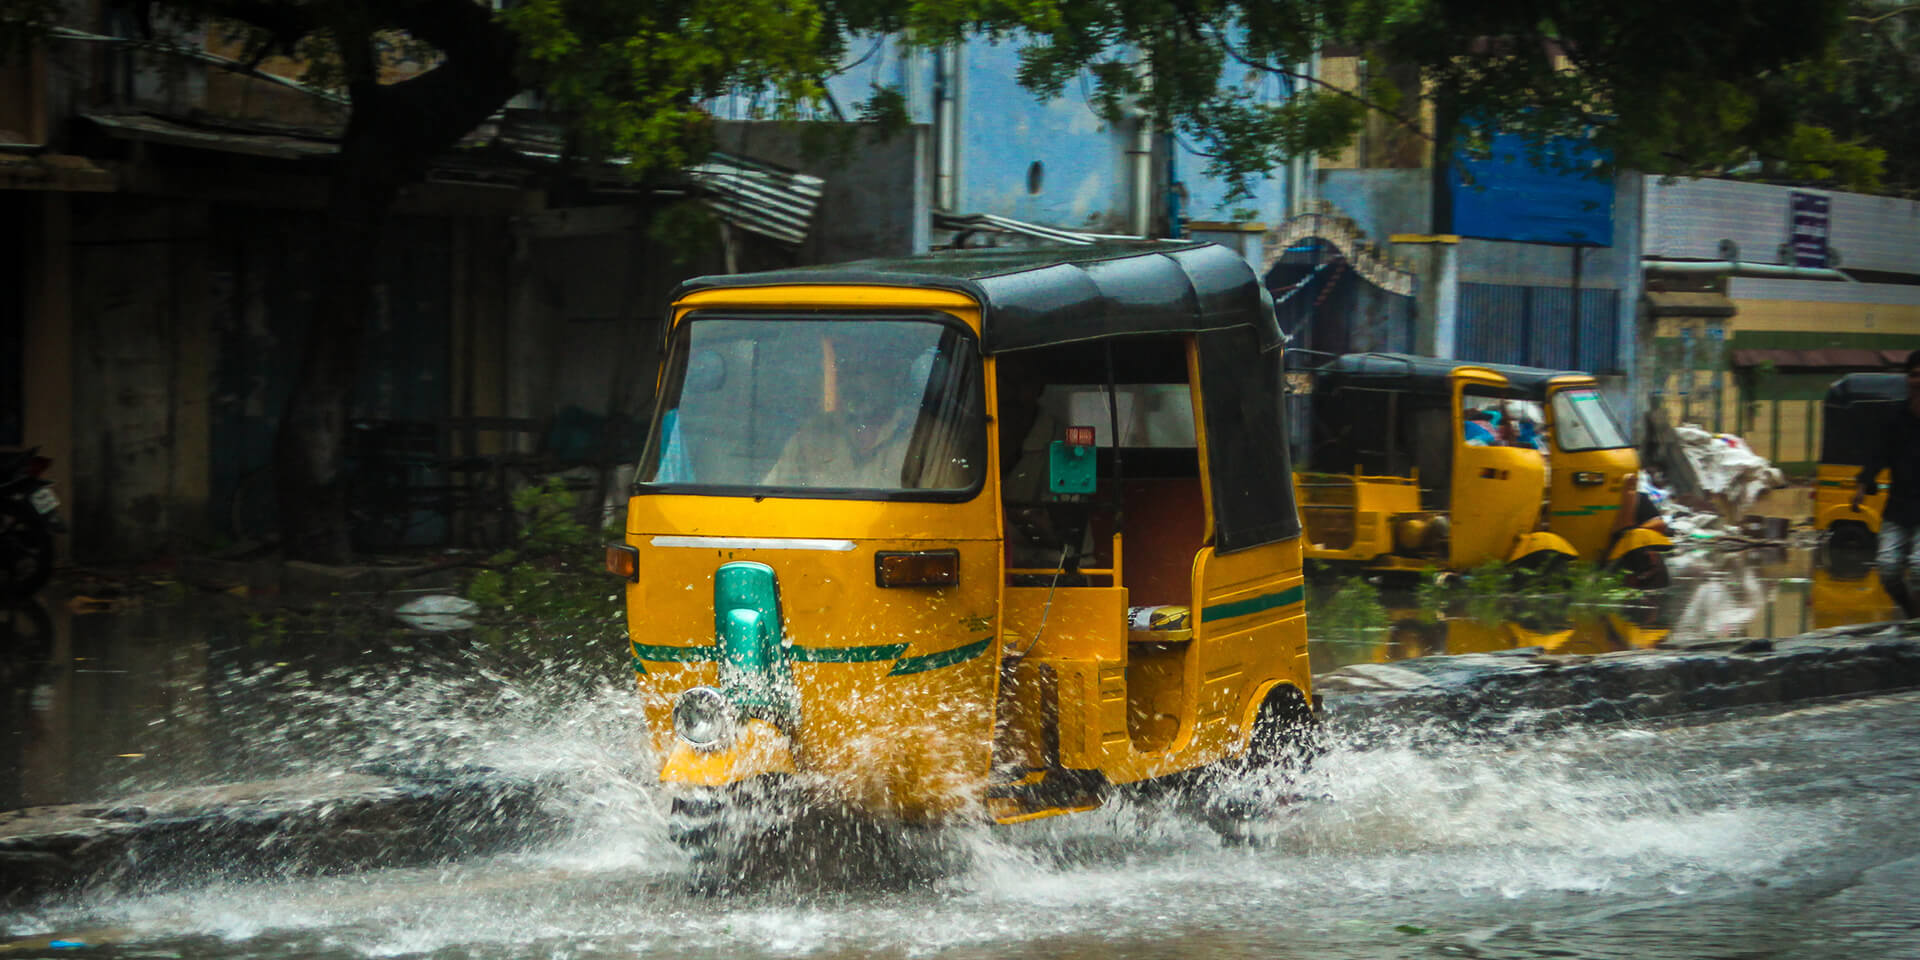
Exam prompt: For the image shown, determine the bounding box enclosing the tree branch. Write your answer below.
[1219,41,1433,142]
[1849,4,1920,24]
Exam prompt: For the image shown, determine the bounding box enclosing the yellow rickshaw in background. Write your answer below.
[1292,354,1579,576]
[1293,353,1669,585]
[1814,372,1901,553]
[607,242,1315,871]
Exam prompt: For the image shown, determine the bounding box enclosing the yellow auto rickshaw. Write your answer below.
[1814,372,1902,553]
[1292,354,1579,576]
[1294,353,1670,585]
[606,242,1314,869]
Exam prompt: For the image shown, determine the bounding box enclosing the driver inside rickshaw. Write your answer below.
[762,333,977,491]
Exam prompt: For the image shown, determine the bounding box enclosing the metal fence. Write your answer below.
[1456,282,1621,373]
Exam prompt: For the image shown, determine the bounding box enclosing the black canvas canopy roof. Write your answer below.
[1304,352,1593,398]
[670,241,1280,355]
[1822,373,1906,466]
[1826,372,1906,407]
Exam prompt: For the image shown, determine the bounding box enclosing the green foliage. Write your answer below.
[512,478,590,557]
[41,0,1870,202]
[462,477,620,642]
[856,83,911,138]
[1412,567,1448,617]
[988,0,1851,196]
[501,0,837,174]
[1315,574,1390,636]
[1562,561,1634,607]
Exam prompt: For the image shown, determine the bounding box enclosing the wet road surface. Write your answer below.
[4,683,1919,959]
[1,546,1914,958]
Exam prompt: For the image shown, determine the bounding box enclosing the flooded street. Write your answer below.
[2,546,1916,959]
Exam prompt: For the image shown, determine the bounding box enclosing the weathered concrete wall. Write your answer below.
[69,195,212,560]
[14,195,75,560]
[711,120,929,262]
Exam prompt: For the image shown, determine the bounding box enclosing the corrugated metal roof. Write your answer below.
[932,211,1120,246]
[1644,290,1737,317]
[687,152,823,246]
[1731,348,1900,370]
[85,112,337,159]
[81,112,826,247]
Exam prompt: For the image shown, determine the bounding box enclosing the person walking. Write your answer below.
[1852,349,1920,618]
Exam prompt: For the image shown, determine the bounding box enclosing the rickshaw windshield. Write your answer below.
[637,316,985,497]
[1550,387,1630,452]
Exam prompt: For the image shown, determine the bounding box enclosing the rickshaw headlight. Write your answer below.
[672,687,736,751]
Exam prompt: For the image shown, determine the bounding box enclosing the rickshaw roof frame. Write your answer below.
[669,241,1281,355]
[1825,372,1906,407]
[1299,351,1596,399]
[1821,372,1906,467]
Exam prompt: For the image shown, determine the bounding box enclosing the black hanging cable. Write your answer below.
[1105,341,1124,536]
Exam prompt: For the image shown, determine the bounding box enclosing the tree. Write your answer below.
[0,0,1860,559]
[2,0,887,561]
[1737,0,1918,195]
[1008,1,1856,196]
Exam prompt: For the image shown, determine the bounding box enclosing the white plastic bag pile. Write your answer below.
[1671,425,1789,515]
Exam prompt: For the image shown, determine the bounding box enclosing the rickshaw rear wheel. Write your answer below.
[1201,686,1321,845]
[1612,546,1670,590]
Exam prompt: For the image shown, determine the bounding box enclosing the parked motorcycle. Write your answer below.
[0,448,62,597]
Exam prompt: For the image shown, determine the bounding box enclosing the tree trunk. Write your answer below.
[271,1,519,563]
[272,151,397,563]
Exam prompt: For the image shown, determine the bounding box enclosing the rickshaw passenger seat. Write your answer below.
[1127,604,1192,643]
[1119,476,1206,608]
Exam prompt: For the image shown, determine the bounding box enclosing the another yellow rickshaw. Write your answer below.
[607,242,1314,870]
[1292,354,1579,576]
[1814,372,1901,553]
[1293,353,1669,585]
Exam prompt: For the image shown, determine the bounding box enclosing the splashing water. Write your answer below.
[7,647,1898,960]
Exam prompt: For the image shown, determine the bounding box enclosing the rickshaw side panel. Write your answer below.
[1547,444,1639,562]
[1450,442,1549,567]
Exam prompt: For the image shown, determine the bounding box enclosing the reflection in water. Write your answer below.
[1309,543,1899,671]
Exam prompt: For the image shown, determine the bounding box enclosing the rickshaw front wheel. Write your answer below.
[668,776,800,891]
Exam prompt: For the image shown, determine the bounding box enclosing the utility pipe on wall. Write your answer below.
[1642,260,1853,282]
[1131,116,1154,237]
[933,47,961,212]
[1129,60,1155,237]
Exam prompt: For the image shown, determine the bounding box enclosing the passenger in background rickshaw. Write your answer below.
[1848,349,1920,617]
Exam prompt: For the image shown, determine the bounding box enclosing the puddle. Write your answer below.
[1307,543,1900,674]
[0,543,1901,810]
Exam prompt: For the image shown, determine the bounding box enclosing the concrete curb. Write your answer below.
[3,620,1916,906]
[1318,620,1920,735]
[0,768,552,906]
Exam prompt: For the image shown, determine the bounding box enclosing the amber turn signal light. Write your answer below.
[875,549,959,588]
[605,543,639,581]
